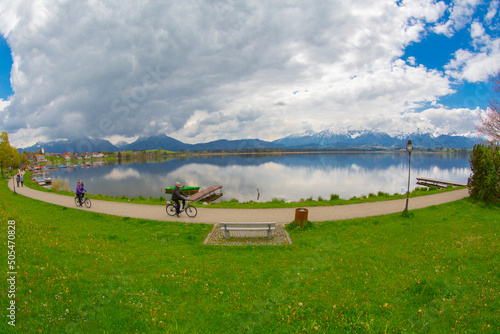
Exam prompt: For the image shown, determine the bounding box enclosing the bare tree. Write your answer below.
[477,74,500,144]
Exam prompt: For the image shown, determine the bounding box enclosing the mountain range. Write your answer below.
[21,130,484,154]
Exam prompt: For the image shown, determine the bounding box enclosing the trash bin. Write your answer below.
[295,208,308,226]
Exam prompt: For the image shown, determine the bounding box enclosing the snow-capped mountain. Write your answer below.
[20,129,484,153]
[272,129,482,149]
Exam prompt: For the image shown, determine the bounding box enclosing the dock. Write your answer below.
[186,185,223,203]
[416,177,467,189]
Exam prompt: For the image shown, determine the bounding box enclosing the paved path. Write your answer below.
[7,177,469,224]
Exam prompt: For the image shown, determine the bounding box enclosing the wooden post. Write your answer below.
[295,208,308,226]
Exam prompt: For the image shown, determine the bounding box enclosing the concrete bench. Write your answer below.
[220,222,276,240]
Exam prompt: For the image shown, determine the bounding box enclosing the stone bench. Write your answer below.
[220,222,276,240]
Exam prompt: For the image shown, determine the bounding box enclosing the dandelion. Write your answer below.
[299,302,303,307]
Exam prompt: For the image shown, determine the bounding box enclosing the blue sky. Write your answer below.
[0,36,13,99]
[0,0,499,147]
[401,0,496,111]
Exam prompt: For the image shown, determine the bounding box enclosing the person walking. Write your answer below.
[20,174,24,187]
[171,182,187,217]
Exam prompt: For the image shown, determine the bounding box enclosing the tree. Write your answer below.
[468,143,500,203]
[477,74,500,144]
[0,131,16,178]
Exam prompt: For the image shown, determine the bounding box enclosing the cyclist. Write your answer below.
[76,180,87,206]
[171,182,187,217]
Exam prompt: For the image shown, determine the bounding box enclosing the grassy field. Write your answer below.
[1,179,499,333]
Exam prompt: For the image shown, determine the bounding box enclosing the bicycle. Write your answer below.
[166,201,197,218]
[75,193,92,208]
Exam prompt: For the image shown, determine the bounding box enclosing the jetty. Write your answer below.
[416,177,467,189]
[186,185,223,203]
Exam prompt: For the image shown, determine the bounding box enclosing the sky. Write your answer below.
[0,0,499,148]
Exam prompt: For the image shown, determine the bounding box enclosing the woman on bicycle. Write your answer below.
[171,182,187,217]
[76,180,86,206]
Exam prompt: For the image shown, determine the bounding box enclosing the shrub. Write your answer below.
[468,143,500,203]
[51,177,69,191]
[330,194,340,200]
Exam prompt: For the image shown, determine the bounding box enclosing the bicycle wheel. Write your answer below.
[166,204,177,216]
[75,196,81,207]
[185,205,197,218]
[84,197,92,208]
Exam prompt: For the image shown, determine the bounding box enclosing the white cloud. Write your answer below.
[0,98,10,113]
[445,21,500,82]
[399,107,482,136]
[485,0,499,23]
[433,0,480,37]
[0,0,492,147]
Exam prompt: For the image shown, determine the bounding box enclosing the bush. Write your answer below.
[468,143,500,203]
[51,177,69,192]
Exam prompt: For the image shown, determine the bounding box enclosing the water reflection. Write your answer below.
[103,168,141,181]
[49,152,471,202]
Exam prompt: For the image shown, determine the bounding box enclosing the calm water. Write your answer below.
[47,152,471,202]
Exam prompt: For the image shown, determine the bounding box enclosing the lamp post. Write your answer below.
[404,139,413,212]
[11,155,15,194]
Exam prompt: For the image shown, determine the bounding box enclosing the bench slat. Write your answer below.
[220,222,276,240]
[223,227,276,231]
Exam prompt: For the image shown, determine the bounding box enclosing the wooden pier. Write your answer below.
[416,177,467,189]
[187,185,223,203]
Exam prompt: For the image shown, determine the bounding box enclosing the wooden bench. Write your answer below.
[220,222,276,240]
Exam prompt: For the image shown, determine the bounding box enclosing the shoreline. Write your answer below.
[7,176,470,223]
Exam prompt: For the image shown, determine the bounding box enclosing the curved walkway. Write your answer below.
[7,178,469,224]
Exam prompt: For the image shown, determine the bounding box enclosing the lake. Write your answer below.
[47,152,472,202]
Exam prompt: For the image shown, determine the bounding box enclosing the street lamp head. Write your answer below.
[406,139,413,154]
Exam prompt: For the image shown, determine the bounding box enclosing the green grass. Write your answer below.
[23,170,465,209]
[1,180,499,333]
